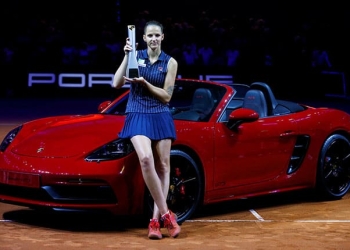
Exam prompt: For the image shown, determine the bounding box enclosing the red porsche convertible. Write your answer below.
[1,79,350,223]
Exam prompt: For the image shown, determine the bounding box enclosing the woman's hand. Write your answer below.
[123,76,146,86]
[124,38,132,54]
[123,38,138,55]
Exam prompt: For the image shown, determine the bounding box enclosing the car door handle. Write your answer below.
[280,131,296,137]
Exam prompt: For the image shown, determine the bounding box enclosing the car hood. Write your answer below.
[11,114,125,158]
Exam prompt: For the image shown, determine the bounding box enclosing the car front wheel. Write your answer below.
[145,150,203,224]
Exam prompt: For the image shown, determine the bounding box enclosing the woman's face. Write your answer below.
[143,25,164,50]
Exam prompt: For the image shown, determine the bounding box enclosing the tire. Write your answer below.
[145,150,203,224]
[316,134,350,200]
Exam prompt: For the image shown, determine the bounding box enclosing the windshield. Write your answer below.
[103,79,233,122]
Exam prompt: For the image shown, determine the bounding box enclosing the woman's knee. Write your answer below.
[139,154,153,166]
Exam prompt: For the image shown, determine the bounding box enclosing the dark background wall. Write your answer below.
[1,1,349,99]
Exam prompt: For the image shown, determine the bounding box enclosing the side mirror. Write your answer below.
[98,101,112,112]
[227,108,259,130]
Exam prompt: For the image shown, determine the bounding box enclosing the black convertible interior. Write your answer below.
[221,82,306,122]
[105,80,306,122]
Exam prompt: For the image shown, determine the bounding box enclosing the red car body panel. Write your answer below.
[1,79,350,222]
[171,85,350,204]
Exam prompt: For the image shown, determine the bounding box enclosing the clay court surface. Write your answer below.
[1,97,350,249]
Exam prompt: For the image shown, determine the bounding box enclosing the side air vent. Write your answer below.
[287,135,310,174]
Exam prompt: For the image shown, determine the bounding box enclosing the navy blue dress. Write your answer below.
[118,49,176,141]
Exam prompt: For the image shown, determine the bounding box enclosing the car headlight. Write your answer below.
[85,138,134,162]
[0,125,22,152]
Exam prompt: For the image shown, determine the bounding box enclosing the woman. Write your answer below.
[112,20,180,239]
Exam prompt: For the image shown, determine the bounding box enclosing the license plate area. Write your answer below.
[0,171,40,188]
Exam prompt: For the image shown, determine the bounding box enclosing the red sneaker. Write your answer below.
[162,210,181,238]
[148,219,162,239]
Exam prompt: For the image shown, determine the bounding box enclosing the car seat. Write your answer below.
[242,89,268,118]
[191,88,215,119]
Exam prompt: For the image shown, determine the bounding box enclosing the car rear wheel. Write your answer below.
[145,150,203,224]
[316,134,350,199]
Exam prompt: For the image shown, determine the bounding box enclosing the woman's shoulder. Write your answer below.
[160,50,173,61]
[137,49,148,58]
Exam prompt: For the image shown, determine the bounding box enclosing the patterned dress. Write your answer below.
[118,49,176,141]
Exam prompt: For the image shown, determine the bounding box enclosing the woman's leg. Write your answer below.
[152,139,172,219]
[131,135,180,238]
[153,138,181,238]
[131,135,168,216]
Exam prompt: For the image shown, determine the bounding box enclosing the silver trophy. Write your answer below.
[126,25,139,78]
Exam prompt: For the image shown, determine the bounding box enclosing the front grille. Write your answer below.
[0,183,117,204]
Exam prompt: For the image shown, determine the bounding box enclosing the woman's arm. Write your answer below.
[112,54,128,89]
[125,58,178,103]
[112,39,132,89]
